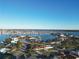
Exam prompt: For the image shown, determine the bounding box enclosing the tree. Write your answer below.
[4,38,12,44]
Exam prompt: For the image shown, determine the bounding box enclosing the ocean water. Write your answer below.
[0,34,10,41]
[0,31,79,41]
[0,34,56,41]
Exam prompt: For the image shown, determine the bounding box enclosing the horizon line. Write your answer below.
[0,29,79,31]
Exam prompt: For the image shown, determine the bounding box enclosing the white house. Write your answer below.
[11,38,19,44]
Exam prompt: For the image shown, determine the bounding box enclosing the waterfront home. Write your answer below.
[59,33,68,41]
[29,36,40,42]
[12,38,19,42]
[18,35,27,39]
[11,38,19,44]
[29,36,38,40]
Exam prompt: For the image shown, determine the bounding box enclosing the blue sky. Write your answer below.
[0,0,79,29]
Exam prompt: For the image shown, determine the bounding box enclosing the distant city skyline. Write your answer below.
[0,0,79,29]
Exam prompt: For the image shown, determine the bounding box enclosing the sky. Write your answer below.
[0,0,79,29]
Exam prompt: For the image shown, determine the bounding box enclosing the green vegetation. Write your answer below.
[16,41,23,48]
[4,38,12,44]
[59,37,79,49]
[1,33,79,59]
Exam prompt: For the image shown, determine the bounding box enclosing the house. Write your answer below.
[11,38,19,44]
[34,45,53,51]
[60,34,68,41]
